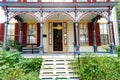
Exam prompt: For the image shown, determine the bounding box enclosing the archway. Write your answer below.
[43,12,74,52]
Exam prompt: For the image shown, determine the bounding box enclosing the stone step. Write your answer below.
[39,56,79,80]
[40,75,79,80]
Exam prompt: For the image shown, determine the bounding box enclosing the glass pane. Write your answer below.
[42,0,72,2]
[79,23,88,45]
[7,0,17,2]
[100,23,109,45]
[77,0,87,2]
[27,0,37,2]
[8,24,15,40]
[64,22,67,45]
[27,24,37,44]
[49,22,52,45]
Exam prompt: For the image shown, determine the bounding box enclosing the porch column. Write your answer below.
[108,6,116,54]
[39,10,44,54]
[93,22,98,53]
[3,7,8,50]
[75,8,80,55]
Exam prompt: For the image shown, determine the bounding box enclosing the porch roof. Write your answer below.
[0,2,116,8]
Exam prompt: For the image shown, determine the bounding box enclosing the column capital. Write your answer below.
[108,6,112,16]
[3,6,8,15]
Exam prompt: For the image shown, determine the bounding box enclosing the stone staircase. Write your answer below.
[39,55,79,80]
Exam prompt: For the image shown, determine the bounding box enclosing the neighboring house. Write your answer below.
[0,0,118,54]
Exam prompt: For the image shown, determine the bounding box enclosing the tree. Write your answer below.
[117,0,120,33]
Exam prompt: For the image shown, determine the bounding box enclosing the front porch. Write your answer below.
[21,46,117,58]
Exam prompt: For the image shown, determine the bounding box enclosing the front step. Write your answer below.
[39,56,79,80]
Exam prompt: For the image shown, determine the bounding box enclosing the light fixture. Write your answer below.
[57,24,62,30]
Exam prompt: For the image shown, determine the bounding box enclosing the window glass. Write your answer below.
[27,0,37,2]
[100,23,109,45]
[77,0,87,2]
[42,0,72,2]
[79,23,88,45]
[27,24,37,44]
[7,0,17,2]
[97,0,106,2]
[8,24,15,40]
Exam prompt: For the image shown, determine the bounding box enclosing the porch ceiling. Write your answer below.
[47,13,71,21]
[80,14,98,21]
[47,13,99,21]
[17,13,38,22]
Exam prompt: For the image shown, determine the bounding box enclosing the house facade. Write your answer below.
[0,0,118,54]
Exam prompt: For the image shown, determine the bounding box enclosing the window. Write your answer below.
[42,0,72,2]
[63,22,67,45]
[7,0,17,2]
[8,24,15,40]
[79,23,88,45]
[97,0,106,2]
[27,24,37,44]
[100,23,109,45]
[77,0,87,2]
[48,22,52,45]
[27,0,37,2]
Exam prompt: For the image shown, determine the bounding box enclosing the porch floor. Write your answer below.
[21,46,117,58]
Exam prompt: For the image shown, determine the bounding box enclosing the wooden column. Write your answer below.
[108,6,116,54]
[3,6,8,50]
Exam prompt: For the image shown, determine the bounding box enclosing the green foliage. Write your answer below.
[102,46,110,52]
[0,49,42,80]
[116,46,120,57]
[19,58,42,73]
[7,39,22,51]
[0,41,3,46]
[71,55,120,80]
[117,0,120,36]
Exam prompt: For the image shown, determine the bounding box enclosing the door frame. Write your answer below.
[48,20,68,52]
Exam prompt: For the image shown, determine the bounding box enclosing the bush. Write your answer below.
[71,55,120,80]
[116,46,120,57]
[19,58,42,73]
[0,49,42,79]
[0,41,3,46]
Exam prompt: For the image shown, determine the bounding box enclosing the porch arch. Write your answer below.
[43,12,74,22]
[78,11,108,22]
[8,12,40,22]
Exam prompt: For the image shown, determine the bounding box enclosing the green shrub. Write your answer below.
[0,41,3,46]
[71,55,120,80]
[116,46,120,57]
[0,49,42,79]
[19,58,42,73]
[103,46,110,52]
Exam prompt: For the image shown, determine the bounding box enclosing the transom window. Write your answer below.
[42,0,72,2]
[79,23,88,45]
[27,24,37,44]
[100,23,109,45]
[8,23,15,40]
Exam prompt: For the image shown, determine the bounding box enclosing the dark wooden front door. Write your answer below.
[53,29,63,51]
